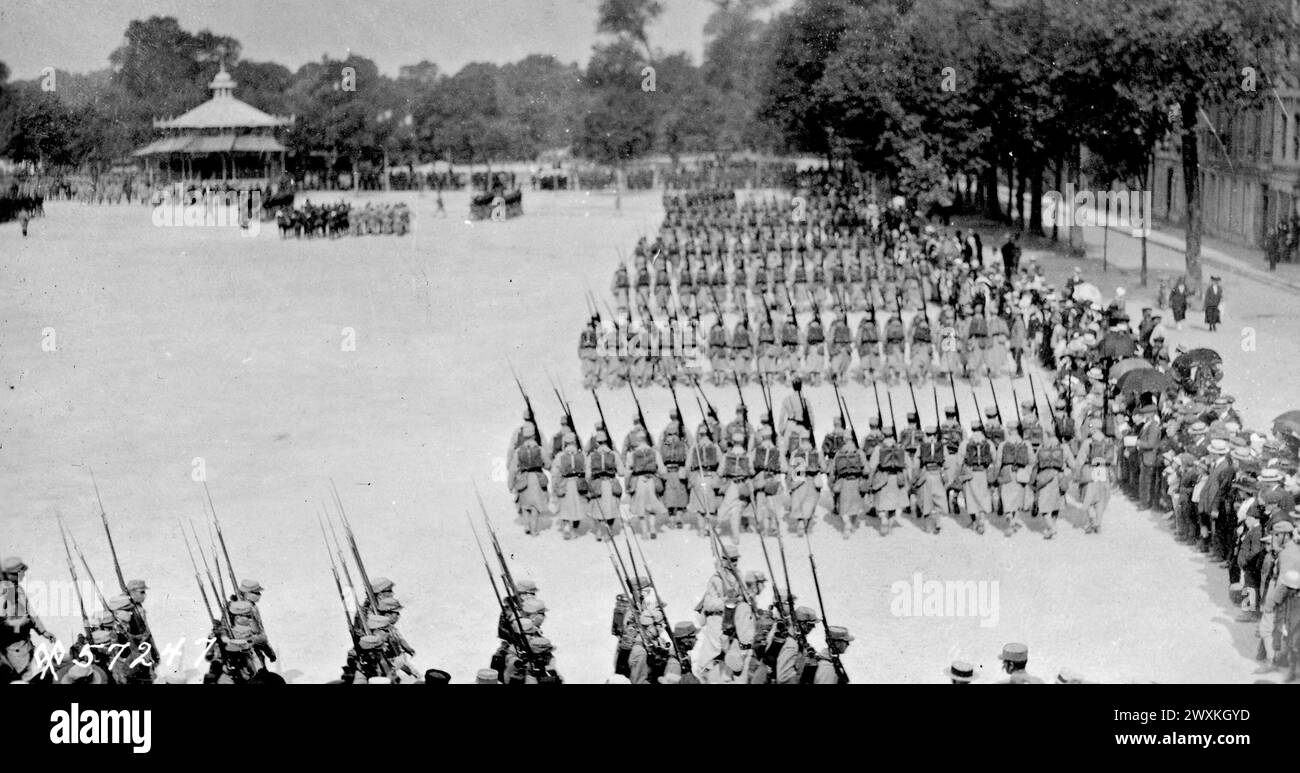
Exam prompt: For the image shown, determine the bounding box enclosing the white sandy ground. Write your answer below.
[1,188,1296,684]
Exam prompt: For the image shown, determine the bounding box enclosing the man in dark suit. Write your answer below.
[1000,232,1020,282]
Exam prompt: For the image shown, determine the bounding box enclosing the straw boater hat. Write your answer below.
[1206,439,1230,455]
[947,661,975,683]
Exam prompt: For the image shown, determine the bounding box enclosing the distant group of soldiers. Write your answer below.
[275,200,411,239]
[579,188,1058,391]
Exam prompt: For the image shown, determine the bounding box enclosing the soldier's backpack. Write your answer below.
[969,316,989,337]
[913,321,931,343]
[1039,444,1065,470]
[834,449,864,478]
[807,323,825,345]
[965,440,993,468]
[919,440,944,468]
[879,444,907,472]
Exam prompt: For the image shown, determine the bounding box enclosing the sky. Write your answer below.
[0,0,786,80]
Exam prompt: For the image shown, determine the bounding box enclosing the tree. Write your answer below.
[597,0,665,60]
[1107,0,1294,293]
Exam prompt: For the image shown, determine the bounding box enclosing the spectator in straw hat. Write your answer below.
[947,661,976,684]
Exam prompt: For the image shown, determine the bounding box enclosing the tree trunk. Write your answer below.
[1014,158,1026,230]
[1029,159,1044,236]
[1179,96,1202,295]
[1005,153,1015,222]
[1052,156,1063,242]
[983,148,1001,221]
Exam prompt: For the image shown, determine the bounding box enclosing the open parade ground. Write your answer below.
[3,188,1294,685]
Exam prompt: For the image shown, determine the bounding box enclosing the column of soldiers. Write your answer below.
[273,200,412,239]
[580,188,1042,394]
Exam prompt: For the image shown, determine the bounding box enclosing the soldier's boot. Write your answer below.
[929,513,942,534]
[1044,514,1058,539]
[973,513,987,534]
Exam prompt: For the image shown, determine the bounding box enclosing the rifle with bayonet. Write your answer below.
[508,360,543,445]
[628,380,653,447]
[805,539,849,683]
[833,380,859,447]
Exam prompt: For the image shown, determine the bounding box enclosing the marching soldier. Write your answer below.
[854,312,883,384]
[685,422,723,535]
[803,311,827,385]
[695,541,745,668]
[628,609,671,684]
[831,434,870,538]
[550,432,588,540]
[1,556,57,649]
[751,426,785,536]
[822,415,848,461]
[869,434,910,535]
[828,311,853,383]
[787,427,824,536]
[957,422,997,534]
[626,430,667,539]
[1077,428,1116,533]
[730,313,754,383]
[660,425,691,529]
[913,426,948,534]
[634,261,652,309]
[510,424,551,536]
[883,313,907,385]
[778,309,802,383]
[813,626,853,684]
[1034,430,1074,539]
[586,427,624,539]
[773,606,820,684]
[756,311,780,376]
[996,421,1034,532]
[707,313,731,385]
[718,432,756,537]
[579,316,601,389]
[908,312,934,382]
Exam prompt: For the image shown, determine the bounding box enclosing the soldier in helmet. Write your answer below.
[751,426,786,536]
[550,432,588,540]
[717,432,756,537]
[685,422,722,535]
[804,310,827,385]
[957,422,997,534]
[813,626,853,684]
[510,422,551,536]
[1034,430,1074,539]
[0,556,57,651]
[830,434,870,538]
[730,312,754,384]
[787,427,824,537]
[883,313,907,385]
[908,312,935,382]
[706,312,731,386]
[913,425,948,534]
[869,434,910,535]
[995,421,1034,533]
[827,310,854,383]
[1077,428,1116,534]
[579,316,602,389]
[695,541,746,669]
[854,312,883,384]
[660,421,691,529]
[625,430,668,539]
